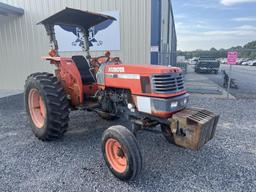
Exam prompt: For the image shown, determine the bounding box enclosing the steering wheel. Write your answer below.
[95,56,110,64]
[111,57,122,64]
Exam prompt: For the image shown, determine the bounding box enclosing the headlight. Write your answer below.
[184,98,188,105]
[171,101,178,108]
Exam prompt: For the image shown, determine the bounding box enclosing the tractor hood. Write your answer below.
[101,63,186,99]
[38,7,116,29]
[105,64,183,75]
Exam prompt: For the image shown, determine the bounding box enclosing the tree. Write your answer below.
[210,47,217,52]
[178,40,256,59]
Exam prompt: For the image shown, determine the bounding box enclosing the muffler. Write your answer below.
[168,108,219,150]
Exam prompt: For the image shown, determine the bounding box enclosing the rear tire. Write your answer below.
[102,125,142,181]
[24,72,70,141]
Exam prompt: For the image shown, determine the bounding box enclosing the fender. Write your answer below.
[42,56,84,106]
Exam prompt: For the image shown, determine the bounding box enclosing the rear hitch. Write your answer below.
[168,108,219,150]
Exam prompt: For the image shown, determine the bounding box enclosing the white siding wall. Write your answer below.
[0,0,151,89]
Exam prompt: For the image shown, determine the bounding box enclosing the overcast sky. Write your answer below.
[172,0,256,51]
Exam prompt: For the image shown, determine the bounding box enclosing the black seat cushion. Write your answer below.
[72,55,95,84]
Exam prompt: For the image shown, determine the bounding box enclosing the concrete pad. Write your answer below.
[186,87,222,94]
[185,66,235,99]
[0,90,23,99]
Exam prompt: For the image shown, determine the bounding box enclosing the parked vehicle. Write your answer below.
[237,58,245,65]
[249,60,256,66]
[189,57,198,65]
[219,58,227,64]
[195,56,220,74]
[241,59,252,65]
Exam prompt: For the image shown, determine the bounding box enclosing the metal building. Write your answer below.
[151,0,177,66]
[0,0,176,90]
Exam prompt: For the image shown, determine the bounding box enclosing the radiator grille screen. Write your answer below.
[152,73,184,94]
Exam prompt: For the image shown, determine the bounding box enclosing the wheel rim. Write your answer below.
[28,89,46,128]
[105,138,128,173]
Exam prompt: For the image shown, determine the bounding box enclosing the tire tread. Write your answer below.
[25,72,69,141]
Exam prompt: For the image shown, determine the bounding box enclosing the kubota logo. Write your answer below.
[108,67,125,73]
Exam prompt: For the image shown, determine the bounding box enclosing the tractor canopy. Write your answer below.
[38,7,116,29]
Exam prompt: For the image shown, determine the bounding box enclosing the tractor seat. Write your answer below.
[72,55,95,84]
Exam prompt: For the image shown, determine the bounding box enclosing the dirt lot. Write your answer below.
[0,94,256,192]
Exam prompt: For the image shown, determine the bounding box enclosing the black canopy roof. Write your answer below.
[38,7,116,29]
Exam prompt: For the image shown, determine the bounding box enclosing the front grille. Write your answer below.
[152,73,184,94]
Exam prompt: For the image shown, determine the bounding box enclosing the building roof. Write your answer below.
[0,2,24,16]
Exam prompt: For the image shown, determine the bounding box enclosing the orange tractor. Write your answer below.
[25,8,219,181]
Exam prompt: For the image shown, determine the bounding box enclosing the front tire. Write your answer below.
[102,125,142,181]
[24,73,70,141]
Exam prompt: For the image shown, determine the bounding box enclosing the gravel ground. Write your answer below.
[0,94,256,192]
